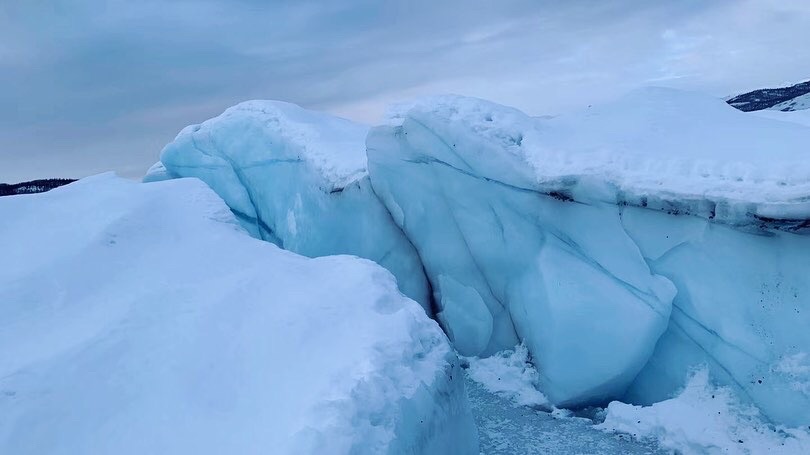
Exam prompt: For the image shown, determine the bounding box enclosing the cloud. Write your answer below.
[1,0,809,181]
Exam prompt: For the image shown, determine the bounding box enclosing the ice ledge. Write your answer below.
[387,89,810,228]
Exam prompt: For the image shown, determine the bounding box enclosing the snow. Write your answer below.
[749,107,810,128]
[600,369,810,455]
[0,174,477,454]
[388,88,810,224]
[143,88,810,432]
[153,100,431,311]
[464,344,550,409]
[770,92,810,112]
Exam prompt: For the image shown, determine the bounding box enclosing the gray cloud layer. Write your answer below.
[2,0,810,181]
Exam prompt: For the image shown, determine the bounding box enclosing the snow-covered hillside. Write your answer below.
[727,79,810,112]
[0,175,477,454]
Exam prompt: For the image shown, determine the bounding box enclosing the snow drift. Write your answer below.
[600,368,810,454]
[0,175,477,454]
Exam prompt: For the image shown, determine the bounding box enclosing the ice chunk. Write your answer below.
[367,95,676,407]
[153,100,430,310]
[0,175,477,454]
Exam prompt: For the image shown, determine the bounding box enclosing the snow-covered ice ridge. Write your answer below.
[150,88,810,427]
[148,100,431,312]
[381,88,810,228]
[0,175,477,454]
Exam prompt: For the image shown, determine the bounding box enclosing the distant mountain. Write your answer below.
[727,80,810,112]
[0,178,76,197]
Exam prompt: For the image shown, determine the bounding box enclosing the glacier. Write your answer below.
[0,175,478,454]
[144,88,810,428]
[147,101,431,311]
[367,89,810,422]
[367,94,678,407]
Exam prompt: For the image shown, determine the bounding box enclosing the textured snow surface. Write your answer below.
[0,175,477,454]
[465,344,550,409]
[601,369,810,455]
[389,88,810,224]
[153,100,431,310]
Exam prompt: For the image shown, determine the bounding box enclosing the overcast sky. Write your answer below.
[2,0,810,182]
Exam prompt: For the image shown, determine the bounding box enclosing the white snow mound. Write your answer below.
[599,368,810,455]
[0,175,476,454]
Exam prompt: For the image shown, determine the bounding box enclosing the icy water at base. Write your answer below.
[465,375,668,455]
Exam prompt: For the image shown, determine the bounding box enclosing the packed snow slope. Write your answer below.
[749,107,810,128]
[367,89,810,423]
[0,175,477,454]
[147,101,430,311]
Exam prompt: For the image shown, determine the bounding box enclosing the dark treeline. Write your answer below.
[0,178,76,197]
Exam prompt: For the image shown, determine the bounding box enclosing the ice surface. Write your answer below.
[368,95,677,407]
[368,90,810,419]
[152,100,430,310]
[0,175,477,454]
[601,369,810,454]
[141,161,177,182]
[621,205,810,426]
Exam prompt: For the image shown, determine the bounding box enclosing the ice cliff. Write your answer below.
[0,175,477,454]
[150,88,810,426]
[147,101,430,311]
